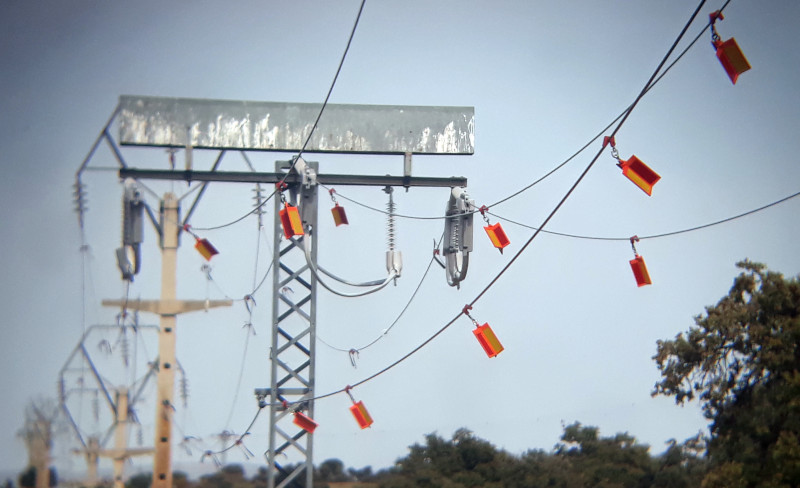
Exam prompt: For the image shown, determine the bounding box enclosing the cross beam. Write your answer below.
[118,168,467,189]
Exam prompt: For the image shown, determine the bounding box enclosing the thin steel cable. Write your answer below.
[191,192,275,232]
[316,13,719,222]
[202,406,264,457]
[298,0,712,405]
[317,253,438,354]
[188,0,366,232]
[223,209,266,430]
[297,0,366,159]
[488,189,800,241]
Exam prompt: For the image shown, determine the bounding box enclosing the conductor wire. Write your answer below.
[300,0,712,405]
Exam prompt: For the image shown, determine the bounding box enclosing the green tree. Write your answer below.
[555,422,654,488]
[316,459,351,483]
[125,472,151,488]
[653,260,800,487]
[17,467,56,488]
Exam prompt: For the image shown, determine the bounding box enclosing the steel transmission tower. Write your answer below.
[76,95,474,488]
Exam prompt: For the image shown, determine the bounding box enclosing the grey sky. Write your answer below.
[1,0,798,480]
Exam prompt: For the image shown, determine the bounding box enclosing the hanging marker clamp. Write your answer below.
[709,10,751,84]
[348,348,359,368]
[630,235,640,256]
[184,224,219,261]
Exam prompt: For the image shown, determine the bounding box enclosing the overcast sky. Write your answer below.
[1,0,799,481]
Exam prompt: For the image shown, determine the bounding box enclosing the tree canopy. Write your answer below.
[653,260,800,487]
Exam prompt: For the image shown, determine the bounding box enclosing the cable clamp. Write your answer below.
[344,385,356,404]
[349,349,359,368]
[478,205,491,224]
[462,304,479,326]
[243,294,256,313]
[630,235,640,256]
[604,136,621,160]
[709,11,723,42]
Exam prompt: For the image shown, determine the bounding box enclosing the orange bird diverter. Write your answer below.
[194,238,219,261]
[349,401,373,429]
[473,323,504,358]
[618,156,660,196]
[293,411,319,434]
[279,203,304,238]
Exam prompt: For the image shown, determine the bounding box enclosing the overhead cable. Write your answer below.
[489,188,800,241]
[300,0,712,405]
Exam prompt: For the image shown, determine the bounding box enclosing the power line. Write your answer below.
[301,0,712,405]
[190,0,367,233]
[316,253,438,355]
[313,11,720,224]
[488,189,800,241]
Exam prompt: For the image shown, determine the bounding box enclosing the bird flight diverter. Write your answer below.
[628,236,652,287]
[345,387,373,429]
[710,11,751,84]
[280,203,304,238]
[349,401,373,429]
[479,206,510,253]
[329,189,349,226]
[194,238,219,261]
[604,136,660,196]
[484,223,510,251]
[713,38,751,84]
[463,305,504,358]
[293,411,319,434]
[473,323,504,358]
[618,156,660,196]
[331,203,349,226]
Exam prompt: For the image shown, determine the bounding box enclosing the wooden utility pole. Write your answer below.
[103,193,232,488]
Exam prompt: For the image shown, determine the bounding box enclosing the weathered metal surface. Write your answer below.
[118,95,474,155]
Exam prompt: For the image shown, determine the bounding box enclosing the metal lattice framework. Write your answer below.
[257,162,319,488]
[76,95,474,488]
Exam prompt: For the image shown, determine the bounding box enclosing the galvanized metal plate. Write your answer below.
[118,95,474,155]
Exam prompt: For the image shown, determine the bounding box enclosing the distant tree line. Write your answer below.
[116,423,707,488]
